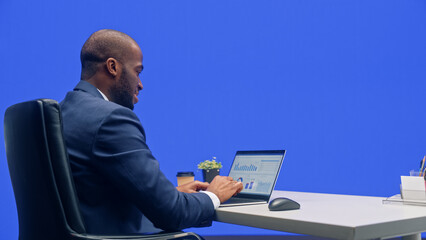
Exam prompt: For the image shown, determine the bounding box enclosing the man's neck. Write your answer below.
[96,88,109,101]
[84,74,112,100]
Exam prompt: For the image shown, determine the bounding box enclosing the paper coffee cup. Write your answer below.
[176,171,195,186]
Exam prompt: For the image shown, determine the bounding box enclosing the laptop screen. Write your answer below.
[228,150,285,198]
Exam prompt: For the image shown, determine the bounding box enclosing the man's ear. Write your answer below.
[106,58,120,78]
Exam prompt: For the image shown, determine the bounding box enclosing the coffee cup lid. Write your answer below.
[176,171,195,177]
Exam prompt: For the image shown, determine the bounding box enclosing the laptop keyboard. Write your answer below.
[222,197,264,205]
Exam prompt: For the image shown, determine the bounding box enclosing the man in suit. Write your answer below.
[60,29,243,234]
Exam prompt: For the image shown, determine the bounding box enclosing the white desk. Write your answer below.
[215,191,426,240]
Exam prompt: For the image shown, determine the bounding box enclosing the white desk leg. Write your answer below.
[401,233,421,240]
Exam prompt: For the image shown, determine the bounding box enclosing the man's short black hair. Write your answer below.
[80,29,138,80]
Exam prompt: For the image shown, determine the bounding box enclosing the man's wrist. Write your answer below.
[199,190,220,209]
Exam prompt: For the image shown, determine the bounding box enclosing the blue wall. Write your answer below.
[1,0,426,238]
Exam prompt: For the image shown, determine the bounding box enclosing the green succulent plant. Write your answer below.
[198,157,222,170]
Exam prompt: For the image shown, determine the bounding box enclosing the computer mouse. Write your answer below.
[268,197,300,211]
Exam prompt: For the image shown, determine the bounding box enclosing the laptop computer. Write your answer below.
[220,150,286,207]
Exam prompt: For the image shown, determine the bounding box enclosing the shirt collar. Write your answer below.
[97,89,109,101]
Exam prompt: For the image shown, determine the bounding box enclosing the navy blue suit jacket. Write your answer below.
[60,81,214,234]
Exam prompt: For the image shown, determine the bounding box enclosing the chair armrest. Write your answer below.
[70,231,203,240]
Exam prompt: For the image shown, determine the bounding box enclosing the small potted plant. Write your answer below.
[198,157,222,183]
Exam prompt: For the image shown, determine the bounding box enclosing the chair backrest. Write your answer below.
[4,99,86,240]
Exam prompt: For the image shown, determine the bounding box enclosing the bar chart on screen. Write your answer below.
[233,163,258,171]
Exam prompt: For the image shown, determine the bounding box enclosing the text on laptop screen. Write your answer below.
[228,153,283,196]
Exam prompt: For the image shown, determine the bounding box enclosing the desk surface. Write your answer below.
[215,191,426,240]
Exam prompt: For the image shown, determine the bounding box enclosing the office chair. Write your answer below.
[4,99,203,240]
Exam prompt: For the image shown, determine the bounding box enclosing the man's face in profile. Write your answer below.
[109,44,143,110]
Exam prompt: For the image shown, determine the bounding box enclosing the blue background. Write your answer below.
[1,0,426,238]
